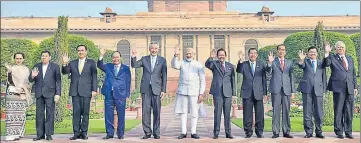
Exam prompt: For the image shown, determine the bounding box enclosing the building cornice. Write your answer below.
[1,26,359,33]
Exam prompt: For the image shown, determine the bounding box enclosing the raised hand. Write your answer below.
[5,63,12,73]
[210,49,216,58]
[132,47,137,57]
[298,50,306,60]
[31,67,39,78]
[238,51,244,62]
[100,48,106,57]
[268,51,274,64]
[174,44,180,56]
[325,43,332,53]
[62,53,69,64]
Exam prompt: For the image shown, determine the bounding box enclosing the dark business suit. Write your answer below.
[98,59,131,137]
[267,57,296,135]
[297,58,327,136]
[29,62,61,138]
[205,58,236,136]
[324,54,358,136]
[62,58,97,137]
[131,55,167,137]
[236,60,269,136]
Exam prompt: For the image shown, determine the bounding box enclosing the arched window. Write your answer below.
[244,39,258,60]
[117,40,131,65]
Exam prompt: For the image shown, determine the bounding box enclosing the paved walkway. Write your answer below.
[1,103,360,143]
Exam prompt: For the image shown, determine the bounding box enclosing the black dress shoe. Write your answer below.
[283,134,294,138]
[213,135,218,139]
[336,135,344,139]
[245,134,252,138]
[33,136,45,141]
[46,135,53,141]
[178,134,187,139]
[142,135,151,139]
[272,134,279,138]
[81,134,88,140]
[304,134,312,138]
[103,135,113,139]
[345,135,354,139]
[191,134,200,139]
[316,134,325,139]
[118,136,124,139]
[154,135,160,139]
[69,136,79,140]
[226,134,234,139]
[257,134,264,138]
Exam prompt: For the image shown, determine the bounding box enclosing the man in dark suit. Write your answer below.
[61,45,97,140]
[297,46,327,139]
[267,44,295,138]
[236,48,269,138]
[205,48,235,139]
[324,41,358,139]
[98,49,131,140]
[29,50,61,141]
[131,42,167,139]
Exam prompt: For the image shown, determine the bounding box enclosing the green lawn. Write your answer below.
[1,119,141,136]
[231,118,360,132]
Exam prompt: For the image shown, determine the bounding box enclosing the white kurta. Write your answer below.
[171,57,206,134]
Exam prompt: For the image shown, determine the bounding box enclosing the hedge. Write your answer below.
[283,31,358,83]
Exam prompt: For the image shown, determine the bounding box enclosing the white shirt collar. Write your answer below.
[79,58,86,62]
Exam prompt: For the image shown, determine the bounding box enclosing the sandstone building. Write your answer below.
[1,0,359,92]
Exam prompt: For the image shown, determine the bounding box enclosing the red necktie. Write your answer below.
[341,56,348,71]
[280,59,284,72]
[221,62,225,73]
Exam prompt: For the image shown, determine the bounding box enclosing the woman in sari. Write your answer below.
[4,52,32,141]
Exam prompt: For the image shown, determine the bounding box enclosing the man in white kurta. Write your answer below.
[172,47,206,139]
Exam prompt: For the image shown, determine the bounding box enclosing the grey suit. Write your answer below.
[324,54,358,136]
[297,58,327,135]
[236,60,269,136]
[131,55,167,137]
[205,58,235,136]
[267,57,296,135]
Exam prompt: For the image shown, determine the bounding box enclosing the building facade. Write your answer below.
[1,1,360,93]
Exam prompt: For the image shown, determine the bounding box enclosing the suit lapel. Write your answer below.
[43,63,51,79]
[75,59,80,75]
[247,61,254,76]
[346,56,352,71]
[39,64,44,79]
[217,61,225,76]
[147,56,152,72]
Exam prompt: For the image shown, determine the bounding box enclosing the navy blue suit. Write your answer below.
[97,59,131,137]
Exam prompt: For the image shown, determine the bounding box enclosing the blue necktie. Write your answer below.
[251,62,255,75]
[114,65,119,75]
[311,60,316,73]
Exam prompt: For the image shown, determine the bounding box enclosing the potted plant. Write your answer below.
[130,102,137,111]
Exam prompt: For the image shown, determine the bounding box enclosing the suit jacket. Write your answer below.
[97,59,131,100]
[236,60,269,100]
[266,57,296,95]
[171,57,206,96]
[324,54,358,94]
[62,58,97,97]
[205,58,236,97]
[131,55,167,95]
[29,62,61,98]
[297,58,327,96]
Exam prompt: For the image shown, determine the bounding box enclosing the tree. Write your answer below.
[53,16,69,124]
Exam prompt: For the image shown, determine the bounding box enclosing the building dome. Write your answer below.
[261,6,271,12]
[104,7,113,13]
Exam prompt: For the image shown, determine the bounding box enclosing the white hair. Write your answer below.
[335,41,346,49]
[149,42,159,49]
